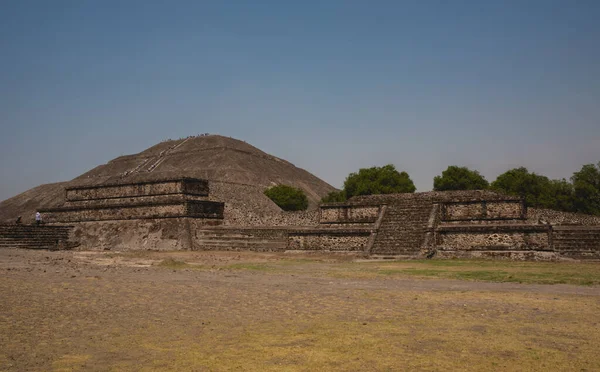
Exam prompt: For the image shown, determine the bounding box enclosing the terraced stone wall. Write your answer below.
[40,201,224,223]
[66,178,209,201]
[62,195,209,209]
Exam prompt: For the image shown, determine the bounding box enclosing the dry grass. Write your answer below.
[1,250,599,371]
[327,259,600,285]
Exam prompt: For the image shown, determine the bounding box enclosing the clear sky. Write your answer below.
[1,0,599,201]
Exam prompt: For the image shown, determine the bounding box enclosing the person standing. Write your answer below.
[35,212,42,226]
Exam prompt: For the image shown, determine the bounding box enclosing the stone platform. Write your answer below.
[39,178,224,223]
[34,178,224,250]
[0,225,74,250]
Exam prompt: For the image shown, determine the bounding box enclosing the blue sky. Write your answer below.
[1,0,599,200]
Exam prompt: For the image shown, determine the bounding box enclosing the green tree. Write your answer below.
[343,164,416,198]
[433,166,489,191]
[571,162,600,215]
[264,185,309,211]
[320,190,347,203]
[547,179,575,212]
[491,167,554,208]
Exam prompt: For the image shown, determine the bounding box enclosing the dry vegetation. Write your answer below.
[1,249,599,371]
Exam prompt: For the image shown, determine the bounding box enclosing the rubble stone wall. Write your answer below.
[528,208,600,225]
[443,203,483,220]
[66,178,209,201]
[486,201,524,219]
[442,200,523,221]
[288,230,371,251]
[70,218,208,251]
[43,204,186,222]
[41,201,224,223]
[437,231,550,251]
[320,205,380,224]
[62,194,209,209]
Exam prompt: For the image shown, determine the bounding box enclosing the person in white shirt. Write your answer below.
[35,212,42,226]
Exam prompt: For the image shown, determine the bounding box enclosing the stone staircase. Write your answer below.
[370,199,433,256]
[0,225,74,250]
[553,226,600,259]
[194,228,288,252]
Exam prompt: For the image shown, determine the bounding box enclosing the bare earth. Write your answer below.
[1,249,599,371]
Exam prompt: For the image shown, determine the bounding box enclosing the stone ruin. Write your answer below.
[4,182,596,261]
[0,135,599,260]
[31,178,224,251]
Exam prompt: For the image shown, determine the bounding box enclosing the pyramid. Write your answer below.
[0,135,336,223]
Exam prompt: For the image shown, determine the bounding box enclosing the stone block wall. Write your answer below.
[486,201,524,219]
[437,229,550,251]
[186,200,224,218]
[66,178,209,201]
[42,203,184,223]
[192,227,289,251]
[60,195,209,209]
[39,177,222,224]
[288,229,371,251]
[41,201,224,223]
[181,179,211,196]
[441,200,524,221]
[433,224,553,260]
[528,208,600,226]
[319,204,380,224]
[70,218,216,251]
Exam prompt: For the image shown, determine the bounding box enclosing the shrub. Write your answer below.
[320,190,347,203]
[343,164,416,198]
[264,185,309,211]
[433,166,489,191]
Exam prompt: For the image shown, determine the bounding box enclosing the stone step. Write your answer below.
[197,239,286,245]
[0,227,71,231]
[558,251,600,259]
[554,244,600,248]
[0,234,69,239]
[195,234,278,240]
[553,234,600,239]
[0,225,74,250]
[0,240,65,245]
[198,242,287,251]
[0,242,60,246]
[553,238,600,243]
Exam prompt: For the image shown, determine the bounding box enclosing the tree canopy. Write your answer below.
[571,162,600,215]
[264,185,309,211]
[317,161,600,216]
[343,164,416,198]
[433,166,489,191]
[490,167,555,208]
[320,190,347,203]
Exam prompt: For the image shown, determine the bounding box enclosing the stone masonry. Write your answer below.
[37,178,224,250]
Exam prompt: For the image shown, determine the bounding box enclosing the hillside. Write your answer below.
[0,135,336,223]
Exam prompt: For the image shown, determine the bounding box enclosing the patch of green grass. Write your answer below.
[329,260,600,286]
[376,267,600,285]
[376,268,517,282]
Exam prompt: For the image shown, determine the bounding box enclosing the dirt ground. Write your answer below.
[1,249,599,371]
